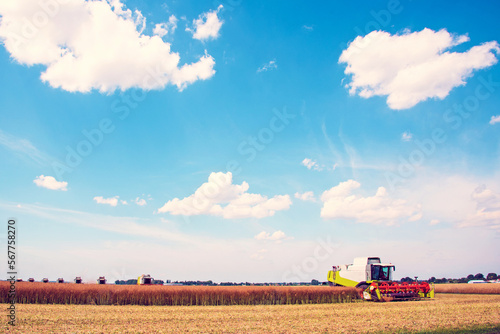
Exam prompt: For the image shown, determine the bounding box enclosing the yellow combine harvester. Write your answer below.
[327,257,434,302]
[137,274,154,285]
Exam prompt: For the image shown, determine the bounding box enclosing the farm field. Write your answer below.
[3,294,500,333]
[435,283,500,294]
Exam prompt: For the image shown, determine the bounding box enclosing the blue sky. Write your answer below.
[0,0,499,283]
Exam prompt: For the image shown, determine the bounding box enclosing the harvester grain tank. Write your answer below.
[97,276,107,284]
[327,257,434,302]
[137,274,154,285]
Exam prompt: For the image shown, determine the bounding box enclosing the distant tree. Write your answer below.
[311,279,319,286]
[458,277,468,283]
[486,273,498,281]
[474,273,485,280]
[401,277,413,282]
[467,274,475,281]
[428,277,436,283]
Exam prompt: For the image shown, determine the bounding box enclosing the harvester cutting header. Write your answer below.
[327,257,434,302]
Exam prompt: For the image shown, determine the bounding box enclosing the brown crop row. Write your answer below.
[0,282,360,306]
[4,294,500,334]
[434,283,500,294]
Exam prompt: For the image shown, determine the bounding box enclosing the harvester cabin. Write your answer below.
[74,277,83,284]
[97,276,106,284]
[57,278,64,283]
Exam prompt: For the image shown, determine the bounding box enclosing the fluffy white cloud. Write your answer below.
[460,185,500,230]
[33,175,67,191]
[0,0,216,93]
[153,15,177,38]
[489,115,500,125]
[187,5,223,41]
[401,132,413,141]
[93,196,119,207]
[320,180,421,225]
[134,197,147,206]
[157,172,292,219]
[339,28,499,110]
[302,158,316,169]
[294,191,315,202]
[254,230,289,241]
[257,60,277,73]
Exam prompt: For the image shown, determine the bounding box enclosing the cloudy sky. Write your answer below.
[0,0,499,283]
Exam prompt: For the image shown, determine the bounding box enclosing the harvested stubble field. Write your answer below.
[434,283,500,294]
[0,282,358,305]
[3,294,500,333]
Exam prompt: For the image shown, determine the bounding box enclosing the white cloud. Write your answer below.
[0,0,216,93]
[120,200,128,205]
[401,132,413,141]
[301,158,324,171]
[257,59,277,73]
[93,196,119,207]
[302,25,313,31]
[339,28,499,110]
[429,219,440,226]
[157,172,292,219]
[489,115,500,125]
[254,230,289,241]
[33,175,68,191]
[302,158,316,169]
[294,191,316,202]
[134,197,147,206]
[320,180,422,225]
[187,5,223,41]
[460,185,500,231]
[153,15,178,38]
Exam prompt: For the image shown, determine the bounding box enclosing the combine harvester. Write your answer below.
[137,274,154,285]
[327,257,434,302]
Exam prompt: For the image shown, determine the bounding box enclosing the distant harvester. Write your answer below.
[137,274,154,285]
[97,276,106,284]
[74,277,83,284]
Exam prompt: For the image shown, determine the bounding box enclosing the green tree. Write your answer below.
[486,273,498,280]
[474,273,485,280]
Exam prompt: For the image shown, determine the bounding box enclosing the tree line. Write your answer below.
[401,273,498,284]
